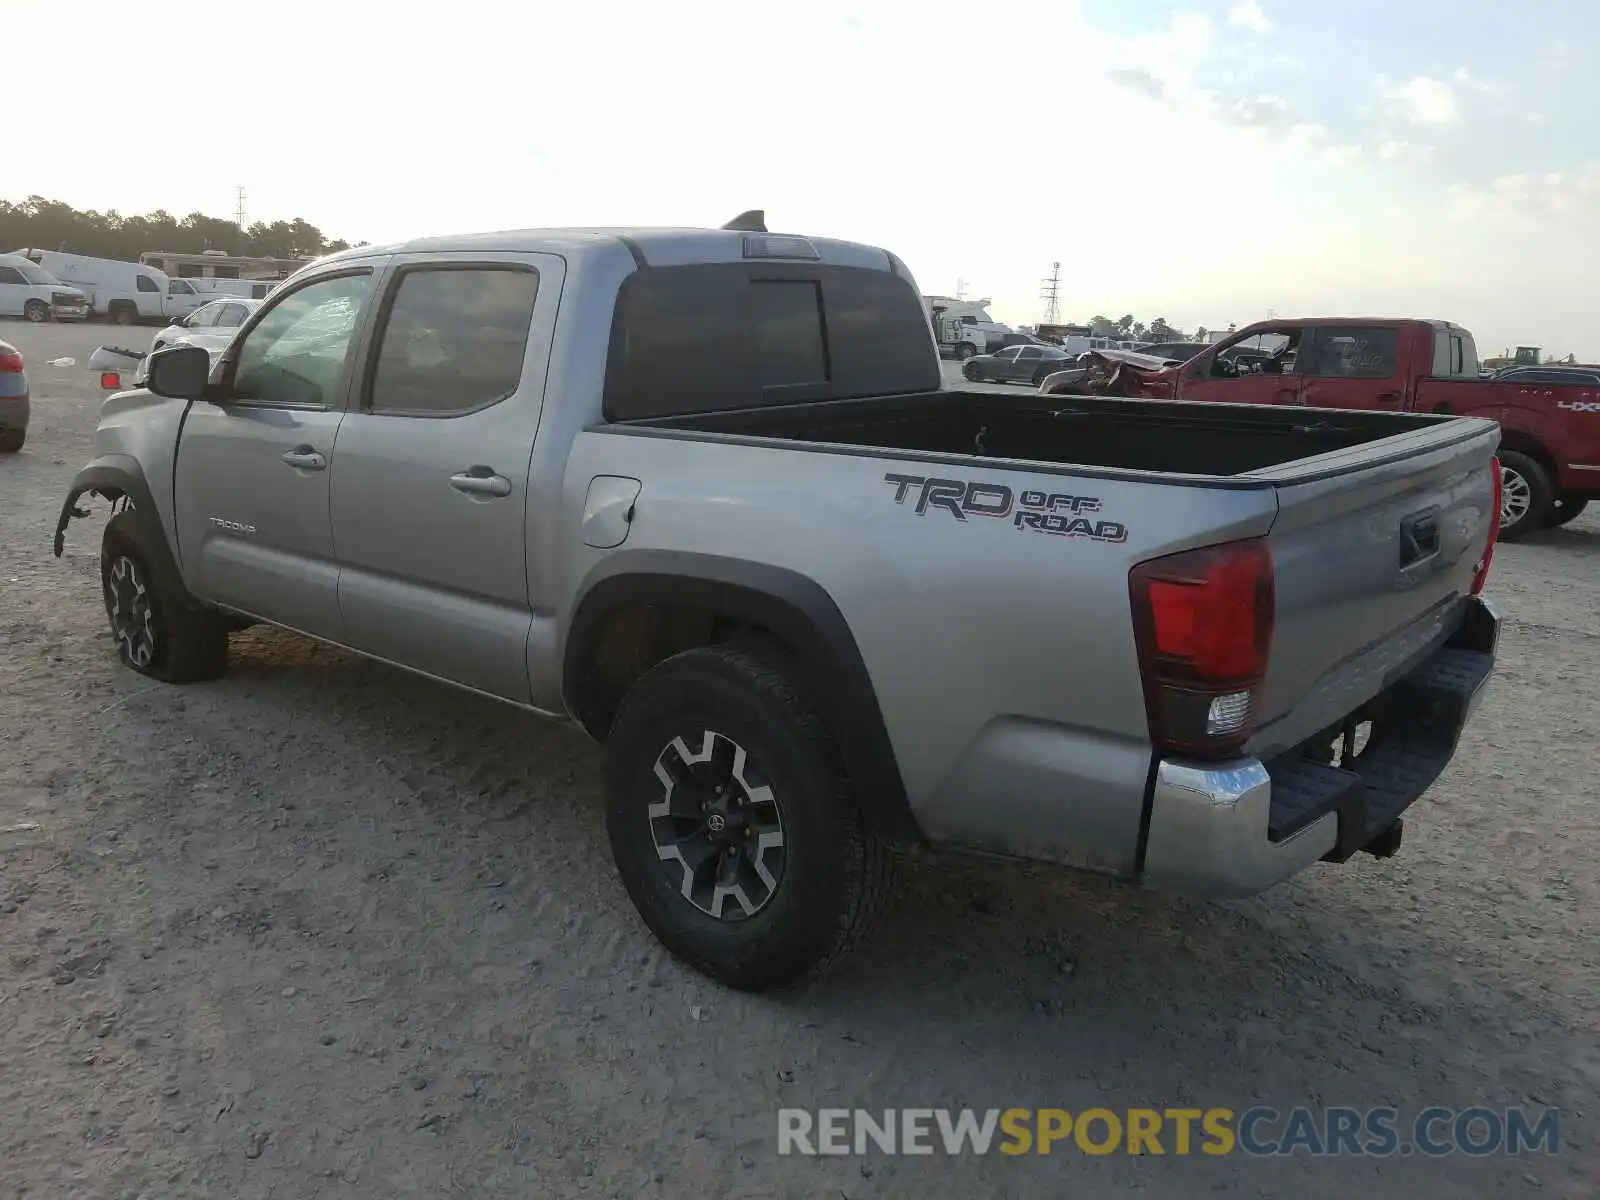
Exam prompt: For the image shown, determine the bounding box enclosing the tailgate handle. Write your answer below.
[1399,509,1442,568]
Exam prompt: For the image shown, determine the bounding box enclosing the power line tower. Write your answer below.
[1040,262,1061,325]
[235,186,248,230]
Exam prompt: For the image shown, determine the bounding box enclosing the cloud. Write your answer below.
[1227,0,1271,34]
[1450,66,1497,94]
[1385,76,1458,125]
[1219,92,1290,128]
[1449,165,1600,226]
[1105,66,1166,100]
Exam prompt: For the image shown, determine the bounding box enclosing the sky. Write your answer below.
[8,0,1597,357]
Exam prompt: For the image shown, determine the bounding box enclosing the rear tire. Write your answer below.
[0,428,23,453]
[1545,496,1589,528]
[111,305,137,327]
[603,643,895,992]
[100,510,229,682]
[1496,451,1552,541]
[23,300,49,323]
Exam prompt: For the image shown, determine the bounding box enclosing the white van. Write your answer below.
[10,249,206,326]
[0,253,89,322]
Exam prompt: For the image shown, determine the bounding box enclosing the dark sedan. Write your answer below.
[961,344,1081,385]
[0,337,28,452]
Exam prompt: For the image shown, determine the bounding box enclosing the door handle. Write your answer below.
[450,468,512,498]
[1375,392,1402,405]
[280,446,326,471]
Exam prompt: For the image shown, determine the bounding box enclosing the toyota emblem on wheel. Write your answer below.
[707,812,726,833]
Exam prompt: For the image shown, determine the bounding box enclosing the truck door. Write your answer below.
[328,252,561,703]
[1297,324,1410,411]
[1175,327,1306,406]
[171,266,381,640]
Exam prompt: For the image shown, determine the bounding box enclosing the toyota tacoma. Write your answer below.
[54,213,1502,991]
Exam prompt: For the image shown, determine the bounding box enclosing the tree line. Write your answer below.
[1083,313,1233,343]
[0,195,363,263]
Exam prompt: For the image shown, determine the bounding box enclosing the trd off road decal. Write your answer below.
[883,473,1129,543]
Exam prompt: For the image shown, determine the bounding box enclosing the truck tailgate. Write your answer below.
[1245,416,1499,758]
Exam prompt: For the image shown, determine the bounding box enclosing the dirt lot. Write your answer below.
[1,320,1595,1199]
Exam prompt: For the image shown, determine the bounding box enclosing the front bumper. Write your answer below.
[1142,595,1500,899]
[51,305,89,321]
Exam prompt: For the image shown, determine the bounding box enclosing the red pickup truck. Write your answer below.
[1069,317,1600,539]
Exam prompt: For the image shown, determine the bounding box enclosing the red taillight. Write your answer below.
[0,350,22,373]
[1129,536,1275,760]
[100,371,122,390]
[1471,455,1500,595]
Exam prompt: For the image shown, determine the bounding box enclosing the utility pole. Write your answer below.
[235,186,248,230]
[955,276,970,301]
[1040,262,1061,325]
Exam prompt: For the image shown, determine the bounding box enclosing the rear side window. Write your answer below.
[0,266,25,285]
[367,266,540,416]
[1305,327,1397,378]
[136,274,160,293]
[604,262,940,420]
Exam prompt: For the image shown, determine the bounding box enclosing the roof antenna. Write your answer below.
[721,209,767,233]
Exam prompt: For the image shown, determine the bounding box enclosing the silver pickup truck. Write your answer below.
[54,215,1502,991]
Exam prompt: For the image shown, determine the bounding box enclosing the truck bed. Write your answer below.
[623,390,1464,479]
[602,387,1500,779]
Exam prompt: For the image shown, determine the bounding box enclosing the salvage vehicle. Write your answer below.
[0,253,89,323]
[54,215,1502,992]
[12,249,207,326]
[1058,317,1599,539]
[0,337,28,451]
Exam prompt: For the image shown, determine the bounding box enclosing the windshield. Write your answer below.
[13,260,62,286]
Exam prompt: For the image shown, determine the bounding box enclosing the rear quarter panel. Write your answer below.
[557,429,1281,875]
[1416,377,1600,492]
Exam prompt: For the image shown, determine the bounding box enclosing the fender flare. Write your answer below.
[52,455,199,606]
[564,550,923,846]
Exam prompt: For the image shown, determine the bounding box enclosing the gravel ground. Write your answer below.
[1,321,1595,1199]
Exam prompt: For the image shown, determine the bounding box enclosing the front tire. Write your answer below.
[604,643,894,992]
[100,510,229,682]
[955,343,977,360]
[23,300,49,323]
[962,362,981,382]
[1496,451,1552,541]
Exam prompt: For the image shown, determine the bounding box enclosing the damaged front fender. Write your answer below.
[52,454,158,557]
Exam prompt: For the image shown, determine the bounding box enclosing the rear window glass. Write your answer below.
[603,262,938,421]
[750,280,826,386]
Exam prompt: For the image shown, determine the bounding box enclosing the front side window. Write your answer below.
[232,272,372,408]
[367,266,539,416]
[169,279,196,295]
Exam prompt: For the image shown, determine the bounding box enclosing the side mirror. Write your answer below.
[145,343,212,401]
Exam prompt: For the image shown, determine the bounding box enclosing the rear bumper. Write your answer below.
[0,391,29,430]
[1142,595,1499,899]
